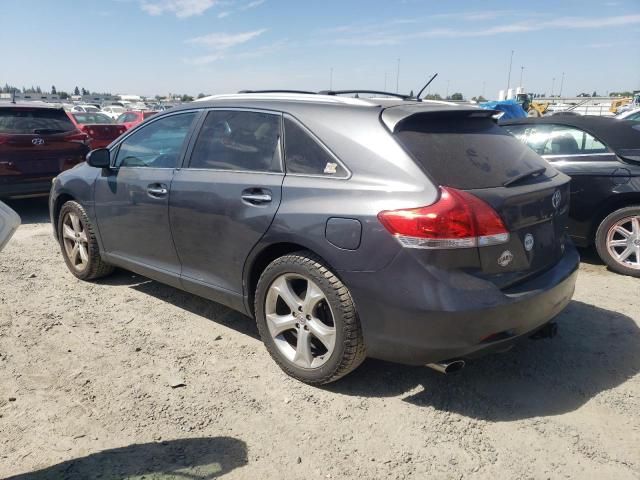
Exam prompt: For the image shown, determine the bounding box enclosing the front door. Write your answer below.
[94,111,198,285]
[169,109,284,305]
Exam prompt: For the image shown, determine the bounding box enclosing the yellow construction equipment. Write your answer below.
[610,97,632,114]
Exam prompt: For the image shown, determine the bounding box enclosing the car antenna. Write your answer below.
[416,73,438,101]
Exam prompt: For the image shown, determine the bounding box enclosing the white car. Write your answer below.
[71,104,100,113]
[615,107,640,122]
[101,105,126,120]
[0,201,20,251]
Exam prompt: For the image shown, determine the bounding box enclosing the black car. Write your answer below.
[49,92,578,384]
[502,116,640,276]
[0,103,89,198]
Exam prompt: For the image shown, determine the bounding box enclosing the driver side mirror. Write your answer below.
[86,148,111,168]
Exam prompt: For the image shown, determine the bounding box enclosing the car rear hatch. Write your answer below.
[0,106,89,186]
[382,106,571,289]
[79,124,126,141]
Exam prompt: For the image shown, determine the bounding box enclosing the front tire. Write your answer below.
[595,206,640,277]
[254,252,366,385]
[58,201,114,281]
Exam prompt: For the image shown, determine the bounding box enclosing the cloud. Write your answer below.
[327,14,640,46]
[217,10,230,17]
[140,0,218,18]
[185,29,267,64]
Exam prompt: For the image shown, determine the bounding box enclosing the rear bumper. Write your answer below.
[342,242,580,365]
[0,179,52,198]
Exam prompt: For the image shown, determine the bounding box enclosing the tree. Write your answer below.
[197,93,206,99]
[36,86,42,94]
[58,91,69,100]
[592,91,598,97]
[471,95,487,102]
[51,85,57,94]
[450,92,463,101]
[74,86,80,96]
[181,94,194,102]
[81,87,88,96]
[424,93,442,100]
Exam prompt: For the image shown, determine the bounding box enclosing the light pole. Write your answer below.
[446,79,450,99]
[506,49,514,95]
[520,66,524,88]
[559,71,565,98]
[551,77,555,97]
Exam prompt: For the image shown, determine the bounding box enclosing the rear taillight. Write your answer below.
[378,186,509,249]
[64,130,90,145]
[0,134,9,145]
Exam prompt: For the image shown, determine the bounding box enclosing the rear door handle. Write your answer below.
[241,190,272,205]
[147,183,168,197]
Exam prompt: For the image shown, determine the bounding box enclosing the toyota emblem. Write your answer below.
[524,233,534,252]
[32,138,45,145]
[552,190,561,209]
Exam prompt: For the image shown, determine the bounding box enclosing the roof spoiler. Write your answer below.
[381,105,500,132]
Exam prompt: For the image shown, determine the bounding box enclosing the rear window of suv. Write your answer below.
[394,115,552,189]
[0,107,76,134]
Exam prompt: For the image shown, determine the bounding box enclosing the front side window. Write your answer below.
[283,117,347,177]
[189,110,282,172]
[114,113,196,168]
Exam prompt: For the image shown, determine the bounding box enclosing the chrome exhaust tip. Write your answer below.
[427,359,466,374]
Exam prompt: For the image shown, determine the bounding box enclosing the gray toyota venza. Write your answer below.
[49,92,579,384]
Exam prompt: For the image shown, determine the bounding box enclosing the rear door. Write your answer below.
[170,109,284,299]
[392,112,571,286]
[94,111,198,285]
[0,107,88,191]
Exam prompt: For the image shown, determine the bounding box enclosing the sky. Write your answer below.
[1,0,639,98]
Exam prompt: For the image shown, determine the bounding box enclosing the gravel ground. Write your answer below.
[1,198,639,480]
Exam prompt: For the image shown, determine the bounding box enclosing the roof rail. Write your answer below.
[318,90,414,100]
[238,89,317,95]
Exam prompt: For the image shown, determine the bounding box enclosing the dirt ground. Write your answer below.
[0,198,639,480]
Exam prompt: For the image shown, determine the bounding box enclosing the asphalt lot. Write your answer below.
[0,198,639,480]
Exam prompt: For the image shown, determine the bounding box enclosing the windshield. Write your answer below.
[0,108,76,134]
[73,113,115,124]
[394,115,553,189]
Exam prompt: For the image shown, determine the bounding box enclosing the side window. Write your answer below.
[116,114,126,123]
[189,110,282,172]
[115,113,196,168]
[542,125,608,156]
[283,117,347,177]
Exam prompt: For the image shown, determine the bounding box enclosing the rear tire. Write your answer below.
[254,251,366,385]
[595,206,640,277]
[58,201,114,281]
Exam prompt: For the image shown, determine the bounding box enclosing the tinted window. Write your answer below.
[116,114,127,123]
[73,113,114,124]
[189,110,282,172]
[0,107,76,134]
[115,113,196,168]
[504,124,608,156]
[395,116,550,189]
[283,117,347,176]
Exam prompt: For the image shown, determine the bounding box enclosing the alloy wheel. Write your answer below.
[264,273,336,369]
[606,215,640,270]
[62,212,89,271]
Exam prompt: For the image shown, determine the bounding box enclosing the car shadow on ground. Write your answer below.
[2,197,50,225]
[577,246,605,266]
[97,270,260,340]
[5,436,247,480]
[326,300,640,421]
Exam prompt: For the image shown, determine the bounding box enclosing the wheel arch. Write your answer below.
[244,241,339,317]
[588,192,640,245]
[52,192,76,240]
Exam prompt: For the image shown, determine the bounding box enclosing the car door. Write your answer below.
[94,111,199,287]
[504,123,621,243]
[169,109,284,307]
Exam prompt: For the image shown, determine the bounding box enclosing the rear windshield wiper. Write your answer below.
[32,128,66,134]
[503,167,547,187]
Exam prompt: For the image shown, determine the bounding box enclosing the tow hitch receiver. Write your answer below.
[530,322,558,340]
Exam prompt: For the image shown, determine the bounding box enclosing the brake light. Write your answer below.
[64,130,90,145]
[377,186,509,249]
[0,134,9,145]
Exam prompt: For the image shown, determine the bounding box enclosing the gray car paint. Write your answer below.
[50,94,578,366]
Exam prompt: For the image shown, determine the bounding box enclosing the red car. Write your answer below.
[67,111,127,150]
[0,104,88,198]
[116,110,157,130]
